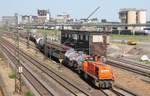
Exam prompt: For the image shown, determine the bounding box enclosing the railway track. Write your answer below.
[116,58,150,70]
[1,33,142,96]
[0,41,54,96]
[1,37,139,96]
[0,38,91,96]
[10,36,150,72]
[101,86,137,96]
[107,58,150,77]
[2,34,38,51]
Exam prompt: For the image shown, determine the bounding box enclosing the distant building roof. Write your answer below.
[120,8,146,12]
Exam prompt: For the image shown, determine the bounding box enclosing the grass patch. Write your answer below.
[36,29,61,38]
[110,34,150,41]
[142,61,150,64]
[37,29,60,34]
[0,50,4,58]
[25,91,33,96]
[0,27,8,32]
[139,60,150,64]
[8,71,16,79]
[37,29,53,33]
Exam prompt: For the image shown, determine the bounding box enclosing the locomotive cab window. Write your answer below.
[95,66,99,77]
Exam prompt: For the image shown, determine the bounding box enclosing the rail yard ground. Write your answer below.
[0,33,149,96]
[0,81,3,96]
[113,66,150,96]
[0,45,32,96]
[108,34,150,63]
[0,49,15,96]
[2,36,106,96]
[0,0,150,95]
[0,30,150,96]
[108,34,150,96]
[0,91,3,96]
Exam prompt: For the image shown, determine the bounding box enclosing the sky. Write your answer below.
[0,0,149,21]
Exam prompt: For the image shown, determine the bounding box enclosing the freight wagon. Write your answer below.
[28,29,114,89]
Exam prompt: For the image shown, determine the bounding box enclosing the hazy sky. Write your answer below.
[0,0,149,21]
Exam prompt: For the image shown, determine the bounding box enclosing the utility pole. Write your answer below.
[103,32,107,57]
[26,21,31,49]
[44,22,48,60]
[14,13,22,94]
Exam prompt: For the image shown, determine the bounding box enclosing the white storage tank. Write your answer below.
[138,10,146,30]
[127,11,136,24]
[138,10,146,24]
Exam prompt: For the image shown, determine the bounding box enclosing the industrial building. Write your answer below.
[55,13,71,23]
[37,9,50,24]
[119,8,147,30]
[21,15,38,24]
[2,16,16,26]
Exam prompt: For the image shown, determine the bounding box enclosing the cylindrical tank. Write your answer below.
[138,10,146,30]
[127,11,136,30]
[38,38,44,48]
[127,11,136,24]
[36,38,43,45]
[138,11,146,24]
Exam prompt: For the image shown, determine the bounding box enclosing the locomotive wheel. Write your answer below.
[73,62,78,69]
[77,68,81,74]
[105,81,109,89]
[108,81,112,89]
[77,65,81,74]
[105,81,112,89]
[99,81,105,89]
[83,73,88,80]
[69,61,73,68]
[70,61,74,69]
[99,81,112,89]
[61,60,65,65]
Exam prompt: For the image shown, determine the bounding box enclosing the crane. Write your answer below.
[86,6,100,21]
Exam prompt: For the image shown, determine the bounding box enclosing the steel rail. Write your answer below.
[2,36,142,96]
[0,42,54,96]
[116,58,150,70]
[1,38,91,96]
[107,59,150,77]
[101,87,137,96]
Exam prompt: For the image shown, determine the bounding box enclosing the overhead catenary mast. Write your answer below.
[26,17,31,49]
[14,13,22,94]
